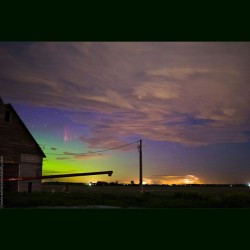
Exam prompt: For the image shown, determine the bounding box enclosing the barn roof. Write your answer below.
[1,99,46,158]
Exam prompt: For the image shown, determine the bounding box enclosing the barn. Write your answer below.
[0,97,46,192]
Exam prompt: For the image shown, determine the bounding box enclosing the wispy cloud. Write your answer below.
[63,151,107,160]
[74,153,106,160]
[1,42,250,146]
[56,157,70,160]
[42,169,77,174]
[79,136,137,151]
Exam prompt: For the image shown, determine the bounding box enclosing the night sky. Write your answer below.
[1,42,250,184]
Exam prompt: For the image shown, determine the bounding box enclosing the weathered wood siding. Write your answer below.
[18,154,42,192]
[3,163,19,191]
[0,102,45,192]
[18,180,41,192]
[21,154,43,164]
[0,105,43,164]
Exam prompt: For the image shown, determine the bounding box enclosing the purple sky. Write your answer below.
[1,42,250,184]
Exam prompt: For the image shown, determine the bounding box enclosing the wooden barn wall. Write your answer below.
[3,163,19,178]
[18,154,43,192]
[0,105,43,164]
[19,163,42,177]
[18,180,41,192]
[3,163,19,192]
[3,182,18,192]
[0,104,44,192]
[21,154,43,164]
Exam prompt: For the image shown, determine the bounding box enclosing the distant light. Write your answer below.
[89,183,92,186]
[248,183,250,188]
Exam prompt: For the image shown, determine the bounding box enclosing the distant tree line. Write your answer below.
[42,181,249,187]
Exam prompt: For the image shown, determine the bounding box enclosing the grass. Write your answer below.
[4,185,250,208]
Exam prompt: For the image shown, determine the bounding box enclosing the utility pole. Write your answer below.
[138,139,143,193]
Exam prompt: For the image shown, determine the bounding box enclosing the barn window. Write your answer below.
[5,111,11,122]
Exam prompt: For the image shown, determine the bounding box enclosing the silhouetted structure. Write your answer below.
[0,97,46,192]
[138,139,143,193]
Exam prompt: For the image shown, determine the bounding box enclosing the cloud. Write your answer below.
[63,151,107,160]
[79,136,137,151]
[42,169,77,174]
[56,157,70,160]
[147,67,211,80]
[84,90,133,109]
[42,170,61,174]
[74,153,105,160]
[133,82,180,100]
[147,174,203,184]
[1,42,250,146]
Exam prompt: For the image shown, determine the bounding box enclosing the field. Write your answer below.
[4,184,250,208]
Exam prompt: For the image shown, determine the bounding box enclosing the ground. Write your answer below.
[4,184,250,208]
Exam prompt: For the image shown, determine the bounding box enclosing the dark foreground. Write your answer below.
[3,185,250,208]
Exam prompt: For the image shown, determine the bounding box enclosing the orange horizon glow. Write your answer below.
[41,174,203,185]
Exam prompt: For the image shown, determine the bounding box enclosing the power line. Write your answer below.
[45,140,140,156]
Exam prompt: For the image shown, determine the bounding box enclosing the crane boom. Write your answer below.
[3,170,113,182]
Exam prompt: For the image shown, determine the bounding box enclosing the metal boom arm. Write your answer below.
[3,170,113,182]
